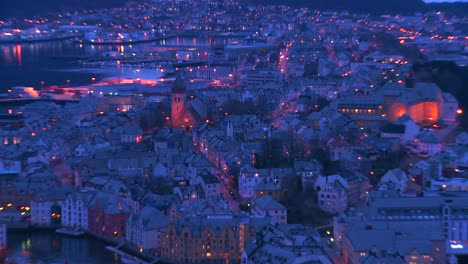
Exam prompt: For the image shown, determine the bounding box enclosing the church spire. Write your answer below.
[172,73,187,93]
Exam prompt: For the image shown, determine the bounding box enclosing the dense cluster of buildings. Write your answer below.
[0,0,467,263]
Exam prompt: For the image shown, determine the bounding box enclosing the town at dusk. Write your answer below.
[0,0,467,263]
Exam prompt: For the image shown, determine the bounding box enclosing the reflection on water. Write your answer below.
[0,37,226,92]
[7,231,120,264]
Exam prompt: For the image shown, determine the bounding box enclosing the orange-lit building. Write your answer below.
[339,83,458,125]
[87,192,131,240]
[382,82,455,124]
[171,75,199,130]
[337,93,386,125]
[160,215,271,264]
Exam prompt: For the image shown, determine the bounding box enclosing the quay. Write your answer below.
[105,244,159,264]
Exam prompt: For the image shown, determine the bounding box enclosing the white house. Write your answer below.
[317,180,348,214]
[252,195,287,224]
[379,168,410,194]
[62,189,95,230]
[414,130,442,156]
[31,197,61,226]
[196,170,221,197]
[126,206,169,254]
[114,125,143,143]
[238,165,268,199]
[395,114,420,143]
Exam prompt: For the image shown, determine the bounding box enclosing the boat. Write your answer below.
[55,227,85,237]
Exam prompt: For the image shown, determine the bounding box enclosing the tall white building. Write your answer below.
[62,189,95,229]
[238,165,267,199]
[126,206,169,255]
[31,200,54,225]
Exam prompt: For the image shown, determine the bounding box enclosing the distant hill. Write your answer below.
[0,0,130,18]
[247,0,468,15]
[1,0,467,19]
[247,0,424,13]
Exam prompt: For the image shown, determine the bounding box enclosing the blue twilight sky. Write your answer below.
[424,0,468,2]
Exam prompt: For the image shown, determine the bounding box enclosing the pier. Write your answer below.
[105,244,160,264]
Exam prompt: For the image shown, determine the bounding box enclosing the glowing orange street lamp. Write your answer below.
[457,109,463,115]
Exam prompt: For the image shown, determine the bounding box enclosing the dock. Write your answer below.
[105,244,159,264]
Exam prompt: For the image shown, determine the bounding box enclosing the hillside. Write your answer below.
[248,0,468,15]
[0,0,129,18]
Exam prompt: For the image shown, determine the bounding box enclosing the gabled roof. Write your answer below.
[254,181,279,192]
[90,192,131,215]
[380,124,405,134]
[198,169,220,184]
[134,206,169,230]
[253,195,286,211]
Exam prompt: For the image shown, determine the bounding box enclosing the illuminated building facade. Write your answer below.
[87,192,131,240]
[383,83,451,124]
[171,75,198,130]
[161,215,271,264]
[339,83,458,125]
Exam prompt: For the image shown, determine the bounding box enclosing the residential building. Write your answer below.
[252,195,287,224]
[334,191,468,263]
[87,192,131,240]
[294,159,322,191]
[160,215,272,264]
[126,206,169,255]
[30,192,64,226]
[254,180,283,201]
[317,179,348,214]
[238,165,268,200]
[197,169,221,197]
[62,189,95,230]
[415,129,442,156]
[379,168,410,194]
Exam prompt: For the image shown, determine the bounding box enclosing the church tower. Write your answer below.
[171,74,187,129]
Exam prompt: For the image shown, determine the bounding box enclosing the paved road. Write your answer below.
[321,237,346,264]
[216,172,240,213]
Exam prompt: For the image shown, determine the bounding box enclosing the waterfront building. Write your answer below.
[62,189,96,230]
[126,206,169,255]
[30,191,65,226]
[160,215,272,264]
[87,192,131,240]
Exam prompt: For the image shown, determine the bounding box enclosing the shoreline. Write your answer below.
[7,226,158,263]
[0,32,242,46]
[0,35,79,45]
